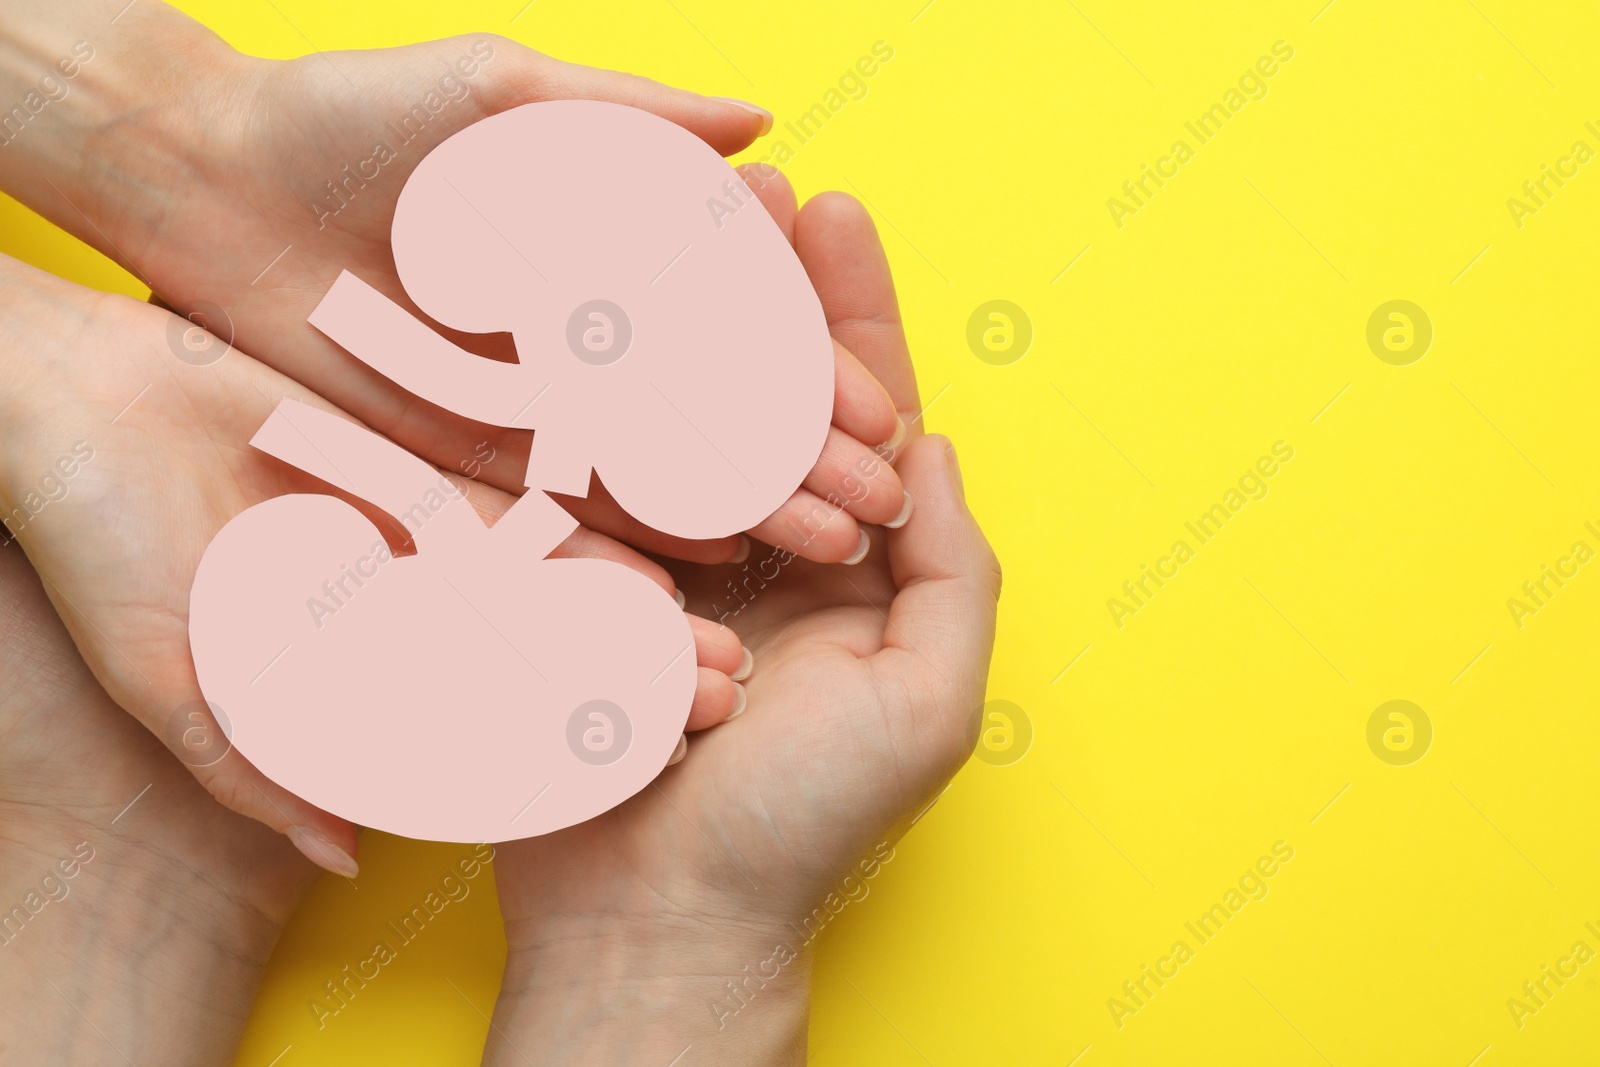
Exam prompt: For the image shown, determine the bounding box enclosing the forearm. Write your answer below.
[0,531,319,1062]
[486,921,812,1066]
[0,0,238,270]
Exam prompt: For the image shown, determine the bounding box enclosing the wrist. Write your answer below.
[0,810,299,1064]
[0,1,254,274]
[489,912,812,1066]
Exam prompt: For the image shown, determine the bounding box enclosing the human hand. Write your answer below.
[0,252,746,875]
[482,189,1000,1066]
[0,526,318,1064]
[0,0,909,566]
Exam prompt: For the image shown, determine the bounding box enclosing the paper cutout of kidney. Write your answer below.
[190,101,836,842]
[309,99,835,539]
[190,399,697,842]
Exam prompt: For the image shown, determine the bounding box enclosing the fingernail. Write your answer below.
[843,529,871,565]
[727,681,748,720]
[732,646,754,682]
[946,443,964,500]
[287,826,359,879]
[712,96,773,136]
[883,415,908,453]
[667,734,689,766]
[674,588,687,610]
[883,491,914,529]
[730,536,752,564]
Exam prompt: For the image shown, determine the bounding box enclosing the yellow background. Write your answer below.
[4,1,1599,1063]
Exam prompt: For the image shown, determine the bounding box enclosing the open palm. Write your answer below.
[0,255,740,874]
[32,22,907,565]
[488,194,1000,1035]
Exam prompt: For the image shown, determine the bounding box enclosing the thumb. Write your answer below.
[874,434,1002,743]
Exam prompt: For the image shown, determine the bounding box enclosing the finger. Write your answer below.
[479,37,772,156]
[685,667,746,731]
[551,479,745,565]
[832,339,902,452]
[748,487,869,564]
[549,525,746,680]
[802,427,911,528]
[688,614,746,675]
[189,754,362,878]
[548,522,677,595]
[747,174,901,453]
[737,162,798,244]
[794,193,922,436]
[873,435,1000,738]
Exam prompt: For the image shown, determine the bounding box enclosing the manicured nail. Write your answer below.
[673,588,687,610]
[843,529,871,565]
[732,646,754,682]
[883,492,914,529]
[946,442,964,499]
[730,536,752,564]
[667,734,689,766]
[712,97,773,136]
[884,415,908,452]
[287,826,359,879]
[727,681,748,720]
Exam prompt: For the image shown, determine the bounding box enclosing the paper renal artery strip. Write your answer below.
[190,102,833,842]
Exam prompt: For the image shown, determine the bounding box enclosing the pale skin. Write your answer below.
[0,3,1001,1063]
[0,528,317,1065]
[0,197,999,1064]
[0,250,753,874]
[0,0,910,563]
[0,0,913,867]
[484,193,1001,1064]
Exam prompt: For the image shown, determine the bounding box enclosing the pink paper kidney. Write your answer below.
[191,102,836,843]
[190,400,697,843]
[310,99,835,539]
